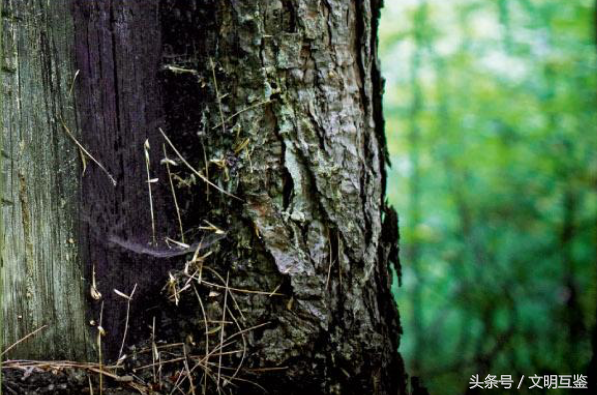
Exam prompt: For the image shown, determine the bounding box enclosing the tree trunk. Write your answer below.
[407,0,427,376]
[3,1,405,394]
[0,0,91,360]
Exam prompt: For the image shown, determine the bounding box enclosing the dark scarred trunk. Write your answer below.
[2,1,405,394]
[72,0,178,357]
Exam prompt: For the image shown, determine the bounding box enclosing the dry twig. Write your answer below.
[59,116,117,186]
[159,128,242,201]
[0,325,49,357]
[115,284,138,362]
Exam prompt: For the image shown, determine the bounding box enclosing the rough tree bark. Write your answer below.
[2,1,405,394]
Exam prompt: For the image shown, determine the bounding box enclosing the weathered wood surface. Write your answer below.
[0,0,90,359]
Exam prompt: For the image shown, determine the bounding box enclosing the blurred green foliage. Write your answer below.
[380,0,596,394]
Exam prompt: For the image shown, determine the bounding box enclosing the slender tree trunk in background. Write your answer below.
[408,0,427,377]
[560,187,585,368]
[0,0,91,360]
[543,57,586,370]
[497,0,512,54]
[2,1,406,393]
